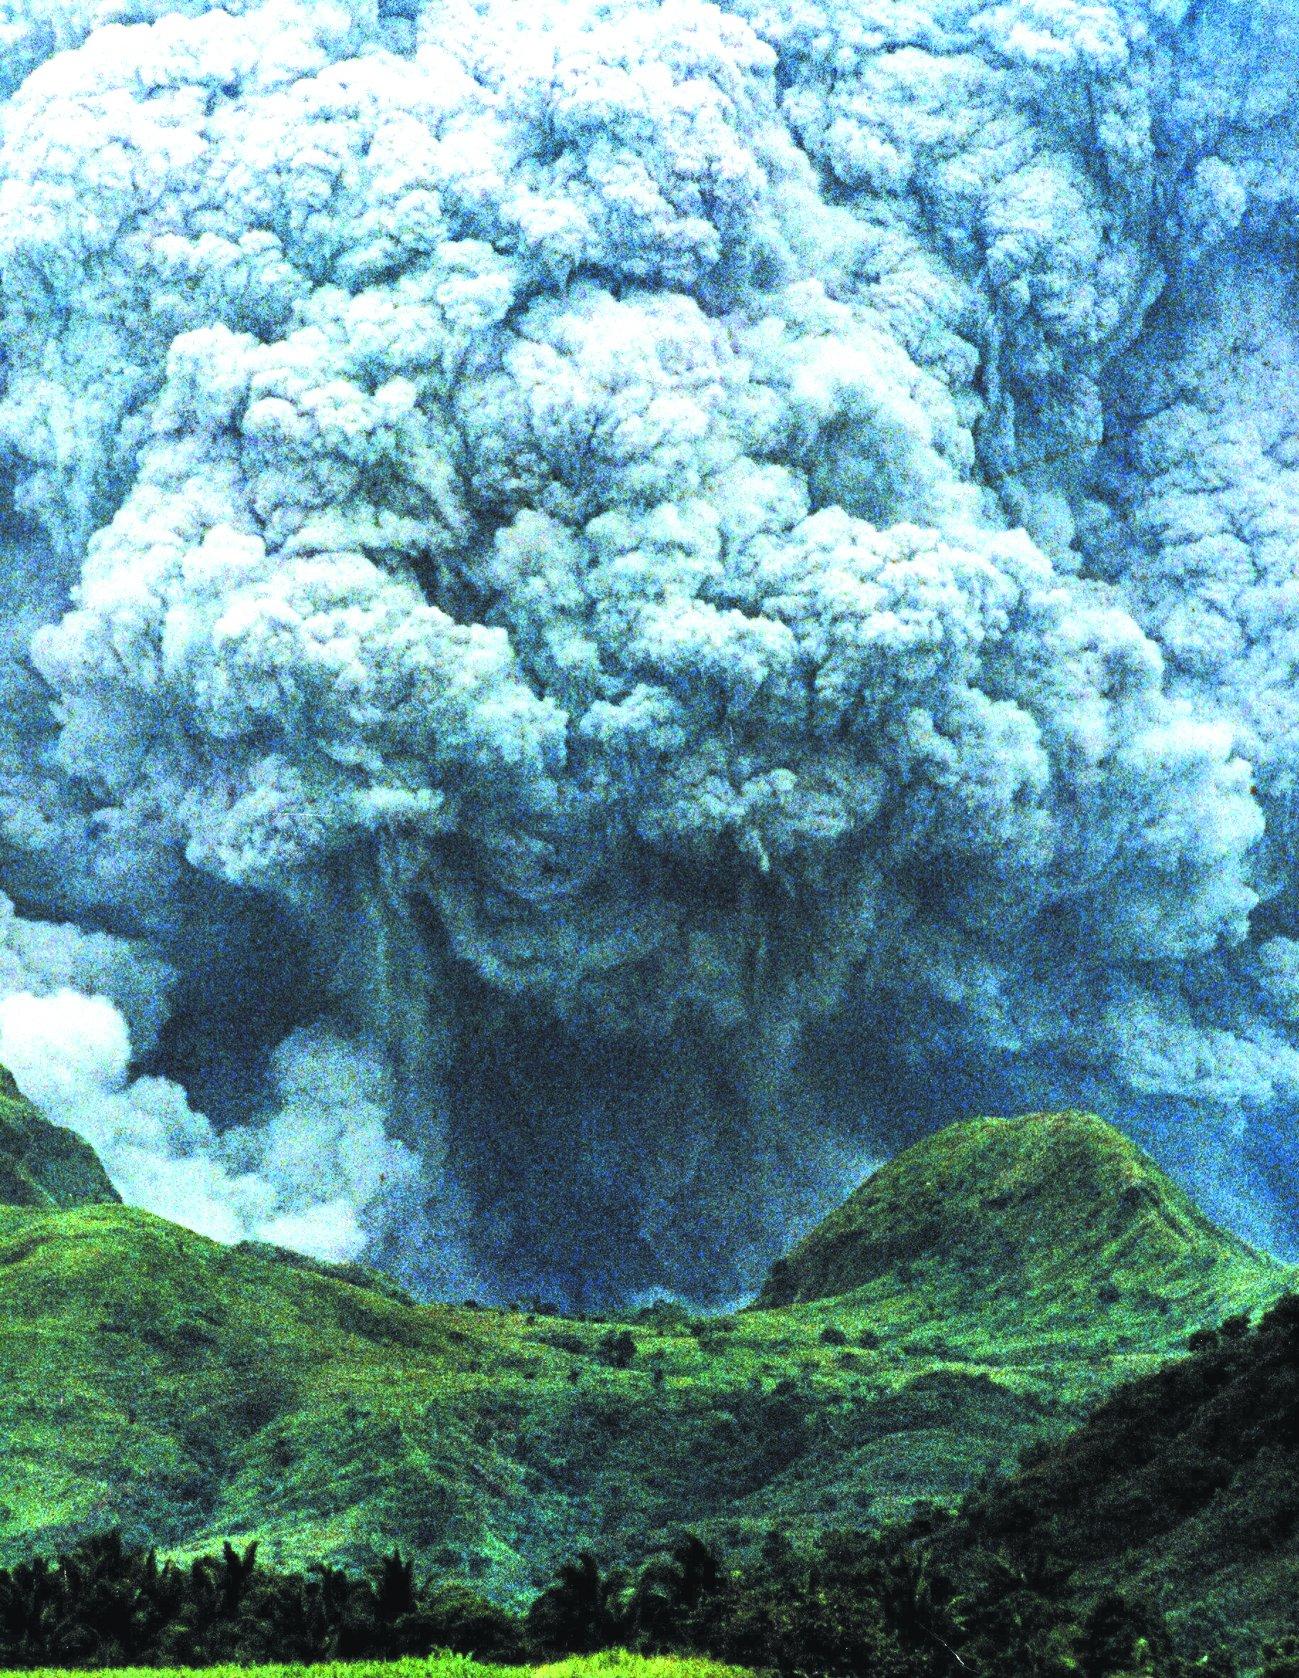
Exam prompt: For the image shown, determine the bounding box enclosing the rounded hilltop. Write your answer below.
[759,1110,1277,1310]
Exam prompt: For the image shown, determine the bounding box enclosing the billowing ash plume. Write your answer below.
[0,0,1295,1303]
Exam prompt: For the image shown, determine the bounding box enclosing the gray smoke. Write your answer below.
[0,0,1295,1302]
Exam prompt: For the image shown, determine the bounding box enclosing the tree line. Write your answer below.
[0,1519,1283,1676]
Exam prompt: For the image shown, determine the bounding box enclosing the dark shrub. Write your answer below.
[598,1329,637,1368]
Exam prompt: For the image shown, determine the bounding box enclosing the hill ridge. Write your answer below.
[0,1063,121,1212]
[758,1109,1276,1310]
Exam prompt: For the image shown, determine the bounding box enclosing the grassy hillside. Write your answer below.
[919,1290,1299,1669]
[0,1068,119,1212]
[759,1109,1270,1320]
[0,1103,1292,1605]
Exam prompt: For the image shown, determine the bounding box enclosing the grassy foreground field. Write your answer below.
[0,1654,748,1678]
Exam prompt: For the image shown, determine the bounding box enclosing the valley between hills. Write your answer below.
[1,1063,1291,1633]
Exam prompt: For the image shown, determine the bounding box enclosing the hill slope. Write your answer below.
[0,1066,120,1211]
[0,1102,1292,1605]
[924,1290,1299,1669]
[759,1109,1270,1326]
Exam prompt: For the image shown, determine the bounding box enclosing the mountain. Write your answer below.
[0,1087,1292,1608]
[0,1065,120,1211]
[759,1109,1273,1331]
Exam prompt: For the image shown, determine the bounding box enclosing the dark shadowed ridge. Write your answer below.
[758,1110,1277,1309]
[0,1063,120,1211]
[927,1288,1299,1667]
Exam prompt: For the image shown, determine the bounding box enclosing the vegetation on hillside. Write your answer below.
[0,1068,119,1212]
[1,1293,1297,1671]
[0,1104,1292,1602]
[923,1288,1299,1669]
[760,1110,1272,1315]
[8,1282,1299,1678]
[516,1287,1299,1673]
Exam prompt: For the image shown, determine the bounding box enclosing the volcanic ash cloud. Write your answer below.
[0,0,1296,1300]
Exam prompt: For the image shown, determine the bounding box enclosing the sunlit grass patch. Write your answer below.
[3,1654,753,1678]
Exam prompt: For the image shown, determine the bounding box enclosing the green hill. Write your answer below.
[920,1290,1299,1670]
[758,1109,1272,1329]
[0,1089,1291,1607]
[0,1065,120,1211]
